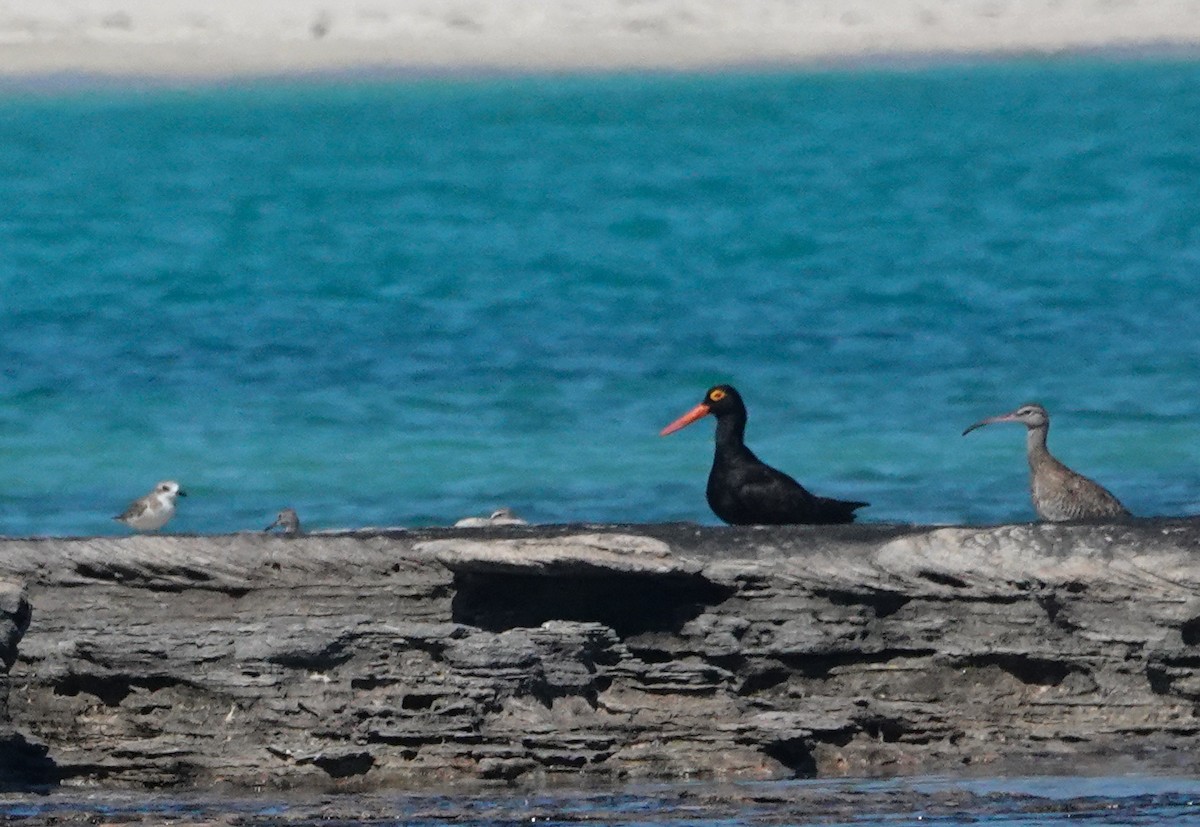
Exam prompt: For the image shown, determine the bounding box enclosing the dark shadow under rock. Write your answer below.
[451,570,733,636]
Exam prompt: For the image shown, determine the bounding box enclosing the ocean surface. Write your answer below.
[1,59,1200,535]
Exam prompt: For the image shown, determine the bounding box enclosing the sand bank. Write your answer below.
[0,0,1198,80]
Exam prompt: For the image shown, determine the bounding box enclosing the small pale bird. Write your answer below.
[963,402,1130,522]
[454,507,529,528]
[113,480,187,532]
[264,507,302,536]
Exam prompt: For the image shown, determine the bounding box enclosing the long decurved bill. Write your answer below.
[660,403,711,436]
[962,412,1018,436]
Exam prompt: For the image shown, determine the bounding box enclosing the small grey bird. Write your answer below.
[453,507,529,528]
[114,480,187,532]
[963,403,1130,521]
[264,507,302,536]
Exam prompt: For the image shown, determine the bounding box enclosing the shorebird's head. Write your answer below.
[660,384,746,435]
[265,507,300,533]
[154,480,186,499]
[963,402,1049,436]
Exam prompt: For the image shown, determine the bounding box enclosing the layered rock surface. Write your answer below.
[2,520,1200,789]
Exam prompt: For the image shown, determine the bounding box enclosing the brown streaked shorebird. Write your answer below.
[963,402,1130,521]
[265,507,302,536]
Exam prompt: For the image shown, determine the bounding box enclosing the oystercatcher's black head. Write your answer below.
[660,384,746,435]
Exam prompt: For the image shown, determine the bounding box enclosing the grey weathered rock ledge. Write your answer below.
[2,519,1200,790]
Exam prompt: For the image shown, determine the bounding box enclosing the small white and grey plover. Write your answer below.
[113,480,187,532]
[453,507,529,528]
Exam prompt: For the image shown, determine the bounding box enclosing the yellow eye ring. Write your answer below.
[709,389,726,402]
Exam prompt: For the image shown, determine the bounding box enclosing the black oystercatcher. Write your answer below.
[660,384,868,525]
[963,402,1130,521]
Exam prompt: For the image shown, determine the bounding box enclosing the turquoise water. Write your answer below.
[2,60,1200,535]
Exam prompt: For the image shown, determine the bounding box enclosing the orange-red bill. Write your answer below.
[659,403,711,436]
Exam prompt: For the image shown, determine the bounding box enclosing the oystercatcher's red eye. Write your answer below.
[709,389,727,402]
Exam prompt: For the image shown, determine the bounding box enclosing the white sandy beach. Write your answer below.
[0,0,1198,79]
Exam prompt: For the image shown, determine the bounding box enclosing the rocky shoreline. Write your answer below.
[3,519,1200,791]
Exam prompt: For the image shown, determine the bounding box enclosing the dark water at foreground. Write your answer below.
[3,777,1200,825]
[2,59,1200,534]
